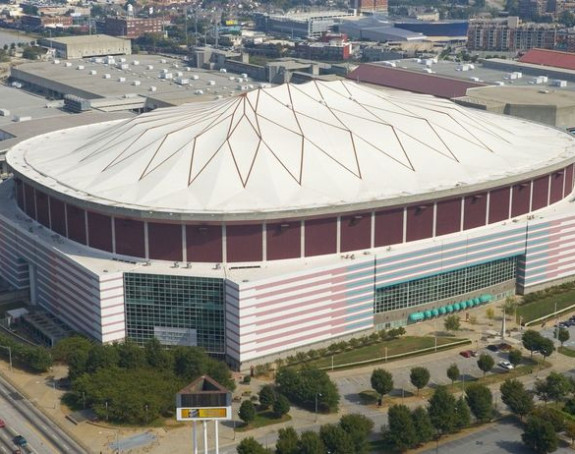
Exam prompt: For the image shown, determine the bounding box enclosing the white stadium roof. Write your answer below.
[9,80,575,217]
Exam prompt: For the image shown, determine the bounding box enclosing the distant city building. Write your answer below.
[103,17,164,39]
[350,0,388,14]
[394,20,468,40]
[254,11,353,39]
[295,39,352,61]
[467,17,558,52]
[21,15,73,30]
[339,16,427,42]
[37,34,131,59]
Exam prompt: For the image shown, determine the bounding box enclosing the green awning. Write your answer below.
[438,307,447,315]
[424,310,433,319]
[409,312,425,322]
[446,305,454,313]
[453,303,461,311]
[432,308,439,317]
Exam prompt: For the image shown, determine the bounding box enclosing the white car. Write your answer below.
[499,361,514,370]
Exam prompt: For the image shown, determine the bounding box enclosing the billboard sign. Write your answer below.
[177,406,232,421]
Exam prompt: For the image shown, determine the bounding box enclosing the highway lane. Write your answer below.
[0,373,87,453]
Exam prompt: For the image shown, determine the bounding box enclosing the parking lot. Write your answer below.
[540,315,575,348]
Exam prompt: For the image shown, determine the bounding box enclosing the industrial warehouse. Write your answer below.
[1,80,575,369]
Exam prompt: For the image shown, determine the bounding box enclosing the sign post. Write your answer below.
[176,375,232,454]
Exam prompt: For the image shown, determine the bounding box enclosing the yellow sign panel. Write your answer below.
[178,407,230,420]
[198,408,227,418]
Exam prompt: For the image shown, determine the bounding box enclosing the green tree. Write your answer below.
[564,420,575,446]
[447,363,460,385]
[239,400,256,425]
[117,340,147,370]
[500,379,534,421]
[455,396,471,430]
[465,383,493,422]
[444,315,461,332]
[67,348,90,380]
[273,394,290,418]
[477,353,495,376]
[237,437,268,454]
[24,347,53,373]
[522,417,558,454]
[523,329,543,357]
[532,407,565,432]
[508,349,522,368]
[539,338,555,359]
[386,404,417,451]
[259,384,276,409]
[144,338,173,370]
[86,344,120,373]
[339,414,373,454]
[410,367,430,395]
[428,386,458,435]
[276,427,299,454]
[535,372,571,403]
[53,336,93,363]
[558,327,570,347]
[320,423,355,454]
[371,368,393,403]
[411,407,434,445]
[276,366,339,413]
[298,431,325,454]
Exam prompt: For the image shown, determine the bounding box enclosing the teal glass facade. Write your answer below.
[124,273,225,354]
[374,256,518,313]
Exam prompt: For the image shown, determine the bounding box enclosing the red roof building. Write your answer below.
[519,48,575,70]
[347,63,485,99]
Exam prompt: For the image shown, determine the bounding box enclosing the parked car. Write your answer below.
[486,345,499,352]
[459,350,473,358]
[13,436,26,447]
[497,343,512,351]
[499,361,514,370]
[0,418,5,428]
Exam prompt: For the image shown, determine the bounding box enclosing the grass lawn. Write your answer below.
[559,346,575,358]
[307,336,468,369]
[235,411,291,432]
[516,291,575,323]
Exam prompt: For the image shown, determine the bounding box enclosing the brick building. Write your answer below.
[103,17,164,39]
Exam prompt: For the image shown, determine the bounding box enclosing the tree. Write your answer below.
[259,384,276,409]
[500,379,534,421]
[339,414,373,454]
[410,367,430,395]
[539,338,555,359]
[558,327,570,347]
[53,336,93,363]
[86,344,120,373]
[532,407,565,433]
[444,315,460,332]
[239,400,256,425]
[486,307,495,320]
[455,396,471,430]
[275,366,339,413]
[298,431,325,454]
[276,427,299,454]
[411,407,434,445]
[386,404,417,451]
[273,394,290,418]
[523,329,544,357]
[522,417,558,454]
[320,424,355,454]
[237,437,268,454]
[535,372,571,403]
[565,420,575,446]
[370,368,393,403]
[117,340,147,370]
[508,349,522,368]
[428,386,458,435]
[447,363,460,385]
[465,383,493,422]
[477,353,494,376]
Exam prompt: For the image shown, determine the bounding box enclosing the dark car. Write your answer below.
[498,343,512,351]
[13,436,26,447]
[486,345,499,352]
[459,350,472,358]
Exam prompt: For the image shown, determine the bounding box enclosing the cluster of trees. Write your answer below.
[384,384,494,451]
[282,327,406,367]
[522,330,555,358]
[238,385,291,426]
[0,332,52,373]
[54,336,234,424]
[275,366,340,413]
[521,281,575,305]
[237,413,373,454]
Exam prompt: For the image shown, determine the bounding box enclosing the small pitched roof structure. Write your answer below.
[519,48,575,71]
[178,375,229,395]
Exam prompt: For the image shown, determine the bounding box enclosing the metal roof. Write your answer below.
[8,80,575,217]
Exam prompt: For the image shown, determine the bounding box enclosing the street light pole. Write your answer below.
[315,393,322,423]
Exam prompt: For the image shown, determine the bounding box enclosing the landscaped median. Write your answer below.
[310,336,471,371]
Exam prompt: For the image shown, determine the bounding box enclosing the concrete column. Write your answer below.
[203,420,208,454]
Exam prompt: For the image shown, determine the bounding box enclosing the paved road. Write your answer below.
[0,373,86,453]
